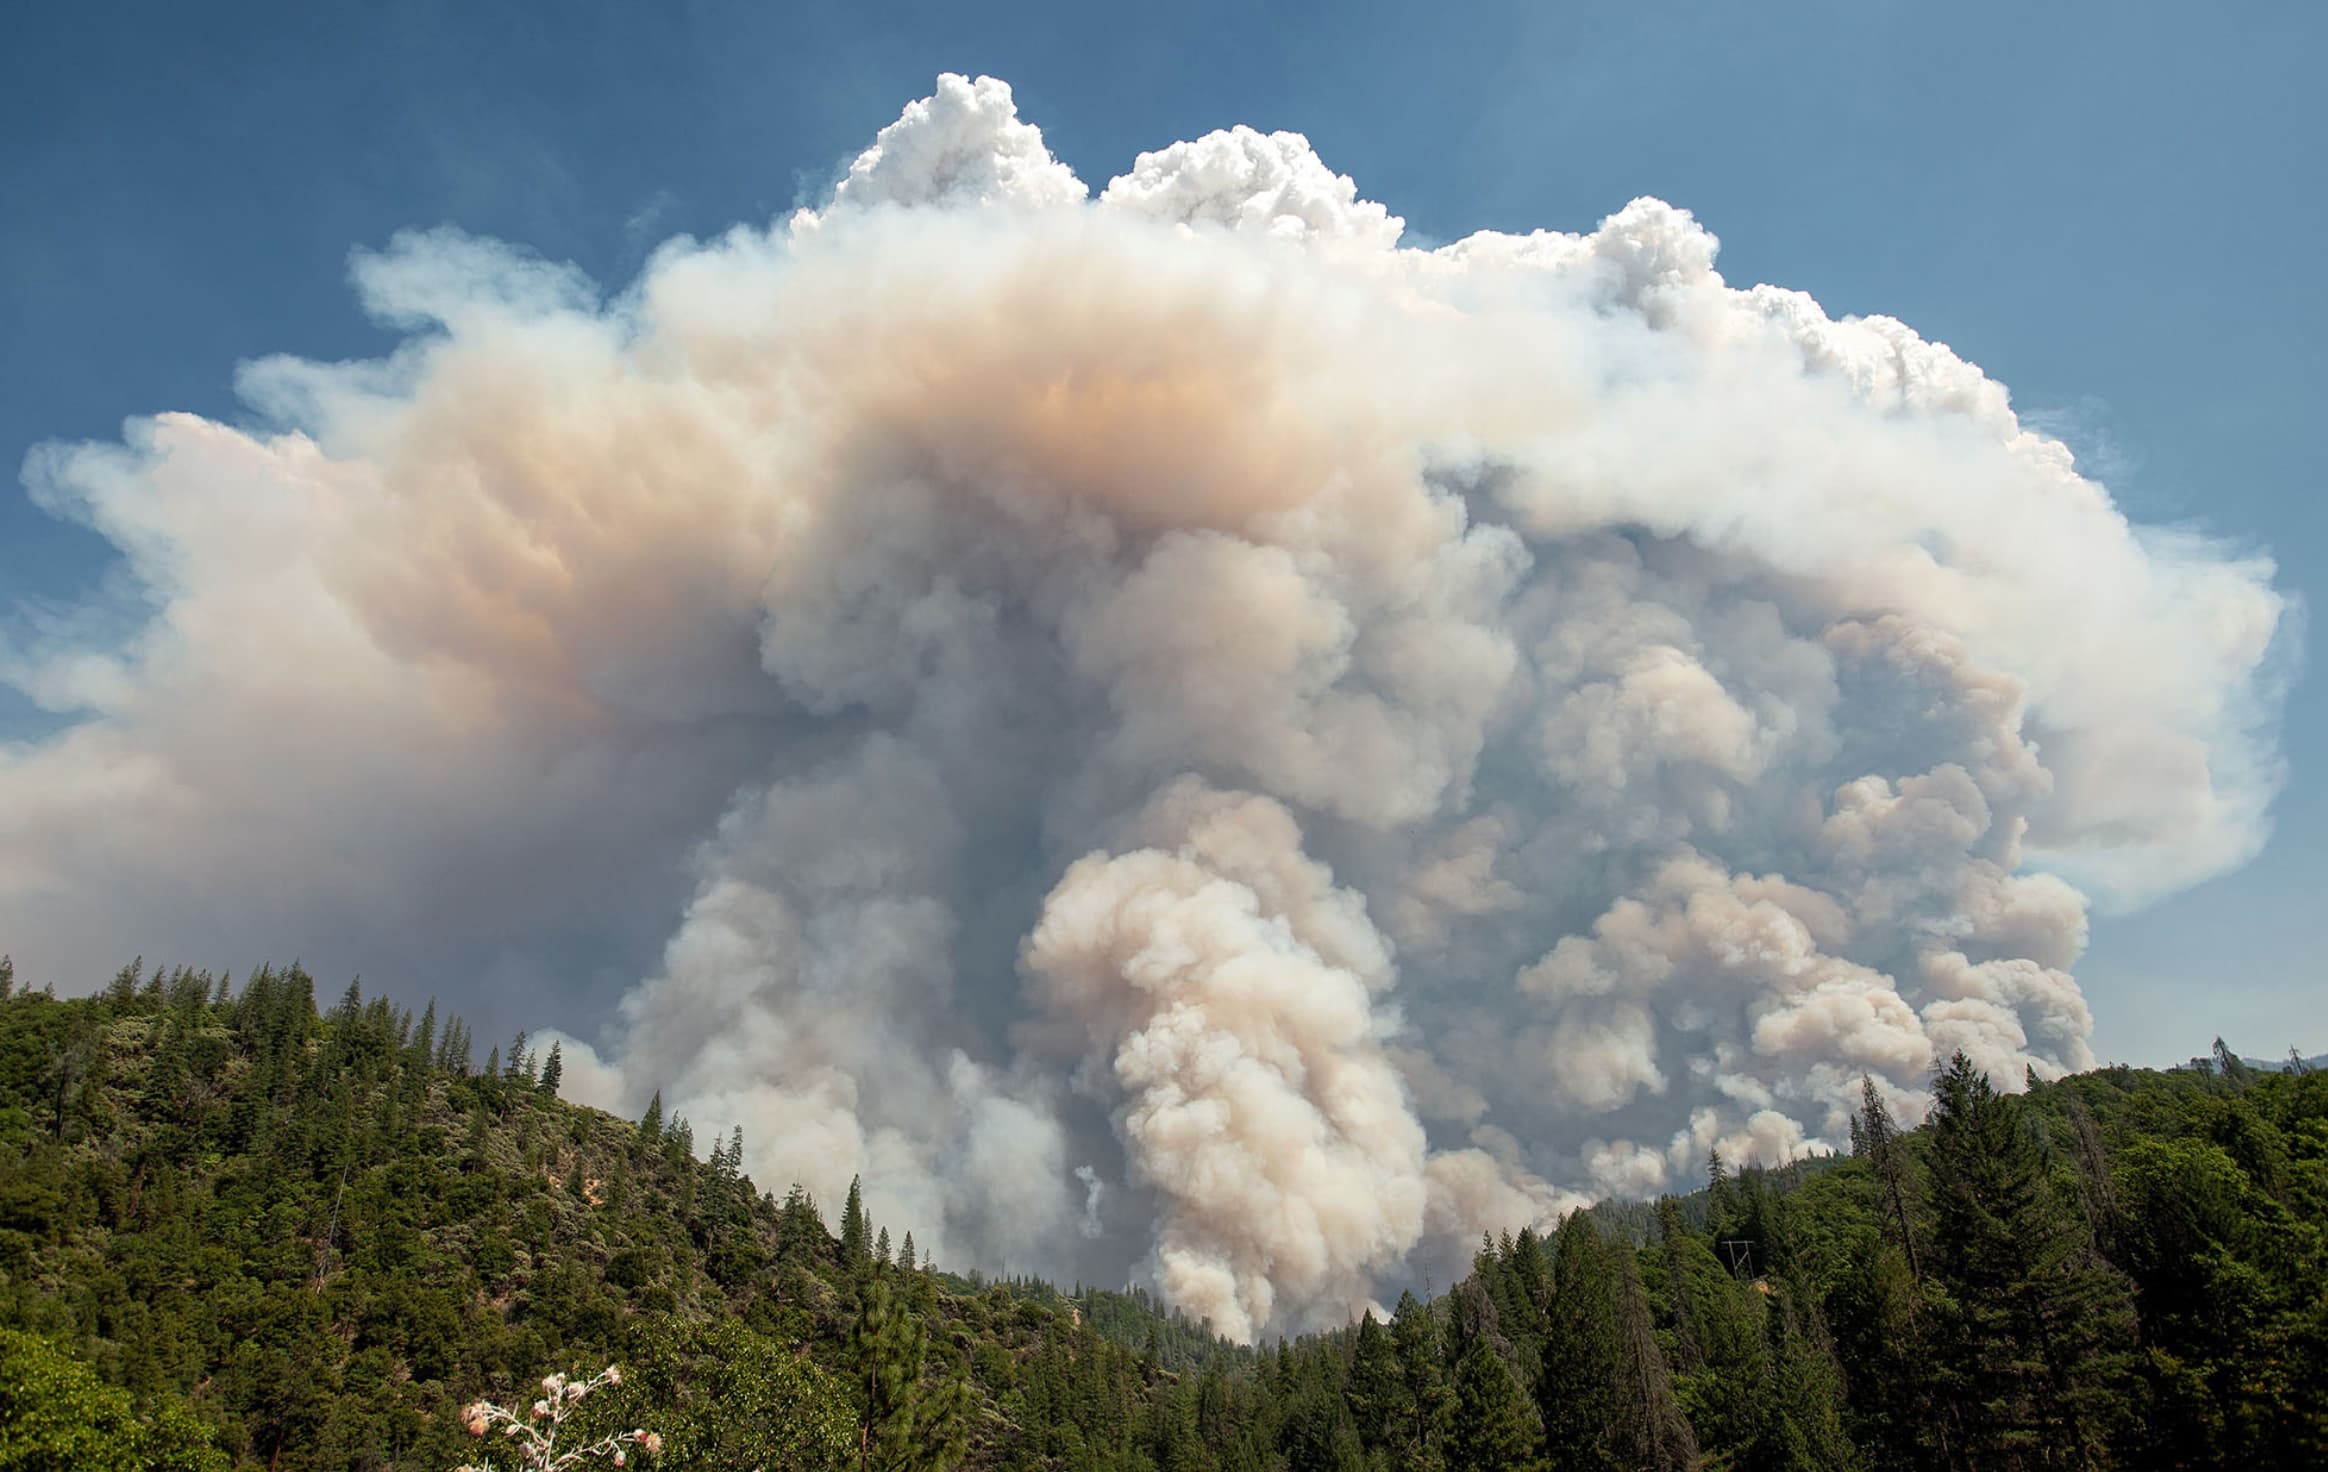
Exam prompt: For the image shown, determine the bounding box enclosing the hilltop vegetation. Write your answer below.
[1,956,2322,1470]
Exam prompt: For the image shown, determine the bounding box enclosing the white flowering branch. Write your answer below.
[453,1365,662,1471]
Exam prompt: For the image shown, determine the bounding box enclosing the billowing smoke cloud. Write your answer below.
[0,75,2293,1337]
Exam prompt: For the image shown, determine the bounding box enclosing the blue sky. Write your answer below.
[3,0,2319,1064]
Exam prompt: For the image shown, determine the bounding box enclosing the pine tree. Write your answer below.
[849,1275,967,1471]
[2212,1038,2254,1087]
[1390,1289,1450,1469]
[1449,1335,1541,1471]
[1856,1073,1923,1281]
[1610,1237,1698,1471]
[1346,1309,1406,1453]
[1925,1052,2133,1470]
[409,999,437,1073]
[1661,1200,1767,1465]
[841,1174,870,1268]
[437,1017,471,1075]
[876,1226,893,1266]
[1755,1273,1858,1471]
[0,954,13,1000]
[898,1231,917,1274]
[1656,1199,1704,1374]
[1278,1353,1363,1472]
[639,1090,664,1145]
[1710,1145,1740,1242]
[537,1040,563,1096]
[106,957,143,1008]
[1541,1211,1694,1472]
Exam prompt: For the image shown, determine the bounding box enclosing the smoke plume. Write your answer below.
[0,75,2292,1337]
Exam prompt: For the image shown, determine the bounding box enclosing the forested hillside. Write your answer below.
[1,957,2322,1470]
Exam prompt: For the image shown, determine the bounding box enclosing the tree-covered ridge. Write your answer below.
[1,959,2322,1470]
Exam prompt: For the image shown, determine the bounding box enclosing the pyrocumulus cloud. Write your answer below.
[0,75,2293,1337]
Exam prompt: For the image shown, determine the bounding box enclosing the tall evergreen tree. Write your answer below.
[537,1039,563,1096]
[1345,1309,1406,1453]
[1389,1289,1451,1470]
[1541,1211,1695,1472]
[841,1173,870,1267]
[1753,1274,1859,1472]
[1610,1239,1699,1471]
[1924,1052,2133,1470]
[1656,1199,1704,1375]
[848,1275,969,1471]
[1855,1073,1923,1281]
[1451,1334,1542,1471]
[1661,1203,1768,1466]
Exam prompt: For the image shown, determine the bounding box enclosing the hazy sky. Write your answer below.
[3,1,2319,1067]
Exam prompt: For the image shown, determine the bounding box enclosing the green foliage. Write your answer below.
[850,1274,970,1471]
[0,1328,228,1471]
[1449,1335,1540,1471]
[2,968,2322,1471]
[1924,1052,2135,1469]
[601,1318,856,1469]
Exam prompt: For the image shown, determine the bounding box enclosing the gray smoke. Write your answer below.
[0,75,2293,1338]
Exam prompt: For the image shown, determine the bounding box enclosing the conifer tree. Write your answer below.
[1709,1146,1739,1240]
[1541,1210,1695,1472]
[1925,1051,2132,1470]
[106,957,143,1007]
[409,998,436,1073]
[438,1016,471,1075]
[898,1231,916,1274]
[849,1275,967,1471]
[1856,1072,1923,1280]
[1611,1237,1698,1471]
[1345,1310,1405,1453]
[1278,1355,1363,1472]
[0,953,13,1000]
[1450,1334,1541,1471]
[1389,1289,1451,1469]
[1755,1273,1858,1471]
[841,1174,870,1267]
[1656,1199,1704,1374]
[538,1040,563,1096]
[638,1090,664,1144]
[1661,1199,1769,1462]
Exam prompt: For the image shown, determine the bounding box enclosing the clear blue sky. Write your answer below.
[3,1,2319,1064]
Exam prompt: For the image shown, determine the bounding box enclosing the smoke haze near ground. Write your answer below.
[0,76,2294,1338]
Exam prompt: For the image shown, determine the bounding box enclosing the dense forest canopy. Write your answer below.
[0,957,2321,1470]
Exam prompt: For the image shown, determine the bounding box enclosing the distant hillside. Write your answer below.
[0,961,1232,1469]
[3,957,2324,1470]
[2243,1052,2328,1073]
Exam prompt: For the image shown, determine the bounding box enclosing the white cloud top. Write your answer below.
[0,76,2292,1339]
